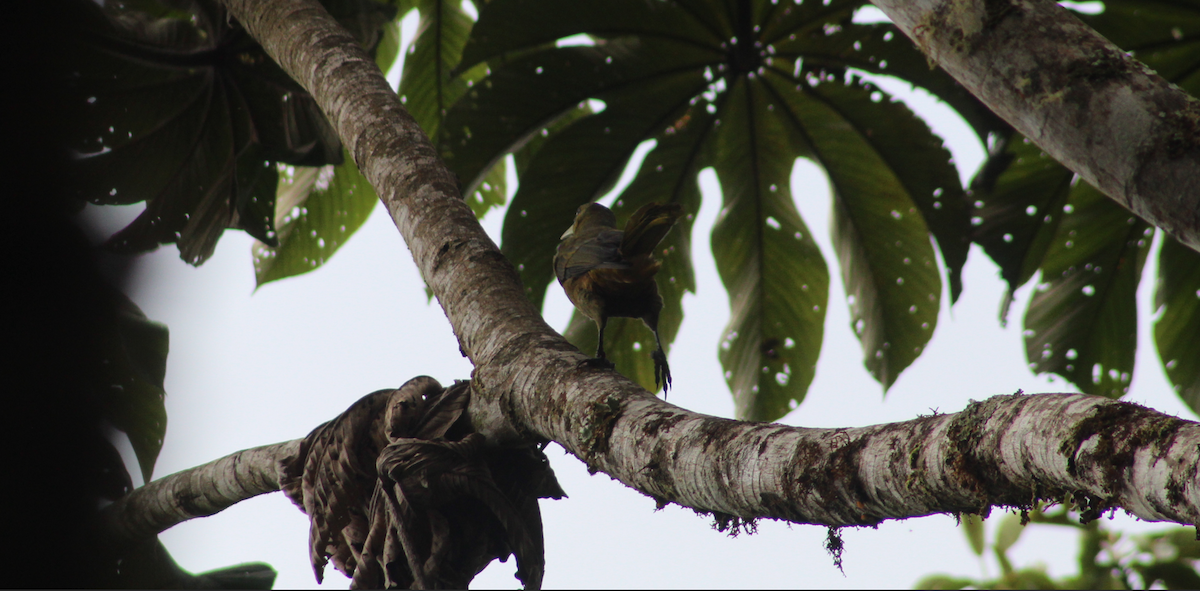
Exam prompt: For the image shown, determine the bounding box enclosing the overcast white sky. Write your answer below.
[88,5,1196,588]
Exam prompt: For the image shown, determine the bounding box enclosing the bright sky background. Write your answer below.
[85,4,1195,588]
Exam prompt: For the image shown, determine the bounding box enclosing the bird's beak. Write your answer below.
[560,226,575,239]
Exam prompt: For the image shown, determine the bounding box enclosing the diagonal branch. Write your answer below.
[870,0,1200,252]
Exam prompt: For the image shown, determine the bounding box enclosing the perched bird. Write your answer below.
[553,201,684,392]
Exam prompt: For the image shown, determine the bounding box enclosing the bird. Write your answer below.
[553,201,684,392]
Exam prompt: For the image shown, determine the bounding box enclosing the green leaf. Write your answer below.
[1024,184,1153,398]
[796,79,942,390]
[110,536,277,588]
[232,140,280,248]
[394,0,509,218]
[67,0,343,265]
[103,75,241,265]
[961,513,985,556]
[443,48,597,198]
[252,151,379,286]
[994,512,1026,555]
[795,75,968,303]
[458,0,724,72]
[192,561,278,589]
[71,50,212,208]
[710,76,828,421]
[561,105,711,392]
[1154,236,1200,415]
[451,0,973,413]
[1135,527,1200,560]
[1135,561,1200,590]
[375,18,401,75]
[322,0,400,54]
[398,0,480,140]
[970,134,1073,322]
[1077,0,1200,414]
[999,567,1056,589]
[1082,0,1200,96]
[444,40,716,205]
[958,1,1200,408]
[466,159,507,217]
[99,291,169,484]
[754,0,859,41]
[774,20,1006,141]
[511,105,593,177]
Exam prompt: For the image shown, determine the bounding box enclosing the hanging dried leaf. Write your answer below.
[279,376,564,589]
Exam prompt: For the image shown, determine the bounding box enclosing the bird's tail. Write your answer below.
[620,203,684,258]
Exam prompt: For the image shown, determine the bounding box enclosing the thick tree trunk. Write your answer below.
[871,0,1200,252]
[101,0,1200,558]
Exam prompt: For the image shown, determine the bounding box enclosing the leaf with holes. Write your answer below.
[970,134,1075,323]
[67,0,348,264]
[449,0,973,416]
[1024,184,1152,398]
[1081,0,1200,98]
[253,151,378,286]
[709,77,828,421]
[768,76,943,391]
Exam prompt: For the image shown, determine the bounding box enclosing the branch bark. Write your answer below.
[95,440,299,552]
[98,388,1200,551]
[158,0,1200,558]
[871,0,1200,252]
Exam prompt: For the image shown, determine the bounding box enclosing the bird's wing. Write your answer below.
[555,229,628,283]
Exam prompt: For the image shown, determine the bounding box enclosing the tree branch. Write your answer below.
[95,440,299,552]
[206,0,1200,547]
[585,392,1198,528]
[98,386,1200,553]
[870,0,1200,252]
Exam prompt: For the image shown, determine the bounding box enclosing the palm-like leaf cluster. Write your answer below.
[66,0,1200,420]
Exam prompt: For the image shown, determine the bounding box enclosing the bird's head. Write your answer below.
[561,202,618,239]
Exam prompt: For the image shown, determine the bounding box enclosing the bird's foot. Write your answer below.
[652,349,672,395]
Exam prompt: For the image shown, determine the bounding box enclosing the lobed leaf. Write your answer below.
[459,0,724,72]
[1024,184,1152,398]
[443,40,718,204]
[772,19,1006,141]
[454,0,975,414]
[792,74,967,302]
[710,76,829,421]
[67,0,345,265]
[970,134,1074,323]
[780,76,942,391]
[253,151,379,286]
[398,0,477,140]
